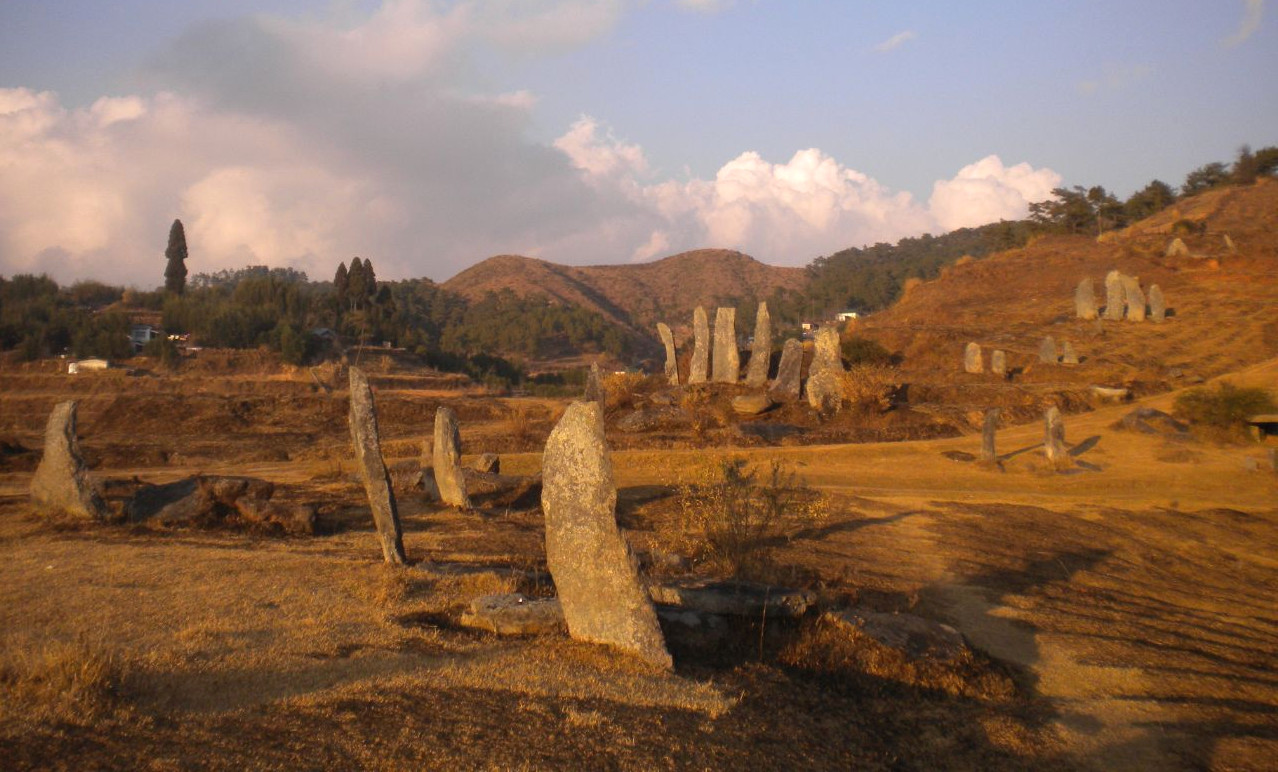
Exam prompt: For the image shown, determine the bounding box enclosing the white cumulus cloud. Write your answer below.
[928,155,1062,231]
[873,30,917,53]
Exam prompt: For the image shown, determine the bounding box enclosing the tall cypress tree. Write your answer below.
[333,261,349,311]
[164,219,188,294]
[362,257,377,300]
[346,257,367,309]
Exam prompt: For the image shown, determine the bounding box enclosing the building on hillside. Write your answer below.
[68,358,110,374]
[835,311,860,322]
[130,325,162,351]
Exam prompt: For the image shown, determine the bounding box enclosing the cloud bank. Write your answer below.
[0,1,1060,288]
[1222,0,1264,47]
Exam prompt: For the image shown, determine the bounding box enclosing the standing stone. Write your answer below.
[1060,341,1079,365]
[805,327,845,413]
[30,401,107,520]
[656,323,679,385]
[583,362,605,406]
[1123,276,1146,322]
[1075,278,1097,320]
[542,402,672,670]
[712,307,739,384]
[1103,270,1125,321]
[981,408,1000,464]
[1223,234,1236,253]
[1038,336,1057,364]
[689,307,709,384]
[990,350,1007,376]
[348,368,407,564]
[1148,285,1166,323]
[1044,407,1067,465]
[769,338,803,401]
[1166,238,1189,257]
[745,302,772,387]
[963,342,983,374]
[433,406,471,509]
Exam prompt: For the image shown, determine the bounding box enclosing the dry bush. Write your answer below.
[954,254,975,267]
[680,388,713,441]
[603,372,647,413]
[676,457,828,580]
[505,405,538,448]
[0,637,127,722]
[841,364,899,412]
[1173,381,1275,442]
[901,277,923,295]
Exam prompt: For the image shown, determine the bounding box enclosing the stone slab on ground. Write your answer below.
[822,609,967,662]
[459,593,565,636]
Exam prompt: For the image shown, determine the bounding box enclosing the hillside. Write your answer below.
[443,249,806,338]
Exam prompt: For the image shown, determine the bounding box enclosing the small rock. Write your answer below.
[460,593,565,636]
[732,393,774,416]
[470,453,500,475]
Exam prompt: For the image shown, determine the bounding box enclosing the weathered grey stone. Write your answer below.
[1122,276,1146,322]
[470,453,500,475]
[990,350,1007,376]
[1103,270,1125,320]
[1038,336,1057,364]
[30,401,107,520]
[1090,385,1130,401]
[1223,234,1236,253]
[712,307,739,384]
[805,327,845,413]
[1113,407,1187,437]
[822,610,967,662]
[1074,278,1097,320]
[731,392,773,416]
[348,368,407,564]
[459,593,565,636]
[1060,340,1079,365]
[541,402,671,669]
[127,475,314,534]
[689,306,709,384]
[812,325,842,371]
[656,322,679,385]
[981,408,1000,464]
[583,362,605,406]
[1044,406,1067,465]
[650,579,814,618]
[1148,284,1166,323]
[615,406,687,433]
[963,342,983,374]
[769,339,803,401]
[745,302,772,387]
[432,406,471,509]
[1166,237,1189,257]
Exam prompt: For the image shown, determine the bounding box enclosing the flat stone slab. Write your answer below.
[822,609,967,662]
[1090,385,1129,401]
[460,593,565,636]
[649,579,814,618]
[731,393,774,416]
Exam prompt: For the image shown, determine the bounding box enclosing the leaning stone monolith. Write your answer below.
[1075,278,1097,320]
[583,362,605,406]
[981,408,1000,464]
[1122,276,1146,322]
[712,307,739,384]
[1103,270,1125,321]
[656,323,679,385]
[433,406,471,509]
[1060,341,1079,365]
[542,401,672,670]
[769,338,803,401]
[745,302,772,387]
[1038,336,1057,364]
[348,368,407,564]
[1148,285,1166,323]
[1044,407,1067,465]
[806,327,844,413]
[689,307,709,384]
[30,401,107,520]
[963,342,983,374]
[990,350,1007,376]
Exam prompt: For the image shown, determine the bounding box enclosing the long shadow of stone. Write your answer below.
[1068,435,1102,457]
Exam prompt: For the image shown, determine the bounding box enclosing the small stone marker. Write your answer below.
[1223,234,1236,253]
[30,401,107,520]
[1104,270,1125,321]
[769,338,803,401]
[1038,336,1057,364]
[656,323,679,385]
[433,406,471,509]
[1044,406,1067,465]
[1075,278,1097,320]
[542,402,672,669]
[1060,340,1079,365]
[1166,237,1189,257]
[712,307,739,384]
[963,342,983,374]
[583,362,605,406]
[731,392,773,416]
[1122,276,1146,322]
[745,302,772,387]
[348,367,408,564]
[689,306,709,384]
[806,327,845,413]
[981,408,1000,464]
[990,349,1007,376]
[1148,285,1166,323]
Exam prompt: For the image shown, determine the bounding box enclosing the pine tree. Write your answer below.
[346,257,367,309]
[333,261,349,311]
[164,219,188,295]
[362,257,377,300]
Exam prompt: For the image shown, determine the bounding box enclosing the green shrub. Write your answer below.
[1173,382,1275,429]
[841,336,893,366]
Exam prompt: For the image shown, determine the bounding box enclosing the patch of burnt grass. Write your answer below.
[0,637,129,724]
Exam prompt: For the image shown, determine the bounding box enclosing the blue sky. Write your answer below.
[1,1,1274,287]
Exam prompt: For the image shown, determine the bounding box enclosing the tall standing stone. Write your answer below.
[656,323,679,385]
[712,307,739,384]
[963,342,983,374]
[1166,238,1189,257]
[1148,285,1166,323]
[30,401,107,520]
[769,338,803,401]
[1060,341,1079,365]
[1103,270,1125,321]
[805,327,845,413]
[348,368,407,564]
[981,408,1000,464]
[433,406,471,509]
[745,302,772,387]
[689,307,709,384]
[542,402,672,670]
[1075,278,1097,320]
[990,350,1007,376]
[1038,336,1057,364]
[1044,407,1067,465]
[1122,276,1146,322]
[583,362,605,406]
